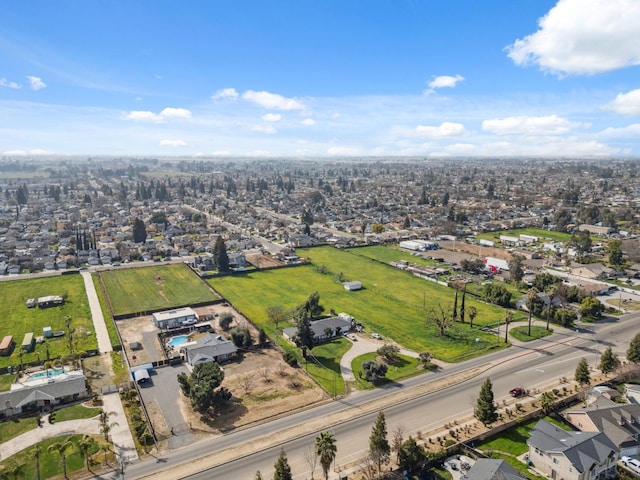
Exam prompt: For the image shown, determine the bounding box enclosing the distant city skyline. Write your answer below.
[1,0,639,158]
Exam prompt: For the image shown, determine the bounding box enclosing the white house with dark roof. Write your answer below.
[283,315,353,345]
[527,419,618,480]
[180,333,237,366]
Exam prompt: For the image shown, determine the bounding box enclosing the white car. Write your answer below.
[371,333,382,340]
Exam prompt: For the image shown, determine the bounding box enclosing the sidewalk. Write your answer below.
[82,271,138,463]
[0,414,100,459]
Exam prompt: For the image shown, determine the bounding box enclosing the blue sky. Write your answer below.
[1,0,639,158]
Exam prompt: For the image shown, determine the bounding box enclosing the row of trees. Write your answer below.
[257,410,428,479]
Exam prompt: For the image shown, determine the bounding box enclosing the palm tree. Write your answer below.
[48,436,74,479]
[100,443,111,466]
[545,285,557,331]
[30,444,42,480]
[526,289,539,336]
[467,306,477,328]
[315,431,337,480]
[504,311,513,343]
[5,461,24,480]
[78,435,97,472]
[99,410,118,442]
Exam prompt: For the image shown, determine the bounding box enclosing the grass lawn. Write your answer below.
[53,403,102,422]
[0,275,97,369]
[4,434,104,479]
[351,352,423,390]
[478,418,538,456]
[510,325,553,342]
[209,246,507,362]
[98,263,220,316]
[0,373,16,392]
[91,274,121,348]
[303,337,351,396]
[0,415,40,444]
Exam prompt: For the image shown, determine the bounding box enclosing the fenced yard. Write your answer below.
[0,275,97,369]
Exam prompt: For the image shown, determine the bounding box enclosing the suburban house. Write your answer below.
[180,333,237,366]
[527,419,618,480]
[564,398,640,457]
[152,307,198,329]
[0,371,88,419]
[463,458,527,480]
[282,314,353,345]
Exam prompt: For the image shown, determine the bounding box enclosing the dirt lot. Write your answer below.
[115,303,328,438]
[245,252,284,268]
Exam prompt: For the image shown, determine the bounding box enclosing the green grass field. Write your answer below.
[304,337,351,396]
[98,264,220,315]
[209,246,508,362]
[351,352,423,389]
[0,275,97,369]
[91,274,121,348]
[510,325,553,342]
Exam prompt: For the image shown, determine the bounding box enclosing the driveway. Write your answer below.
[138,364,190,436]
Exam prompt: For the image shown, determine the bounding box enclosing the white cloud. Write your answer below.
[301,118,315,126]
[605,89,640,115]
[3,149,50,155]
[26,75,46,90]
[482,115,579,135]
[415,122,466,138]
[123,110,165,123]
[251,124,277,134]
[123,107,191,123]
[211,150,232,156]
[0,78,21,89]
[159,139,187,147]
[159,107,192,119]
[262,113,282,122]
[506,0,640,75]
[242,90,305,110]
[211,88,239,100]
[425,74,464,94]
[598,123,640,137]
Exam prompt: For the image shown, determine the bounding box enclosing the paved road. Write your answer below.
[90,311,635,480]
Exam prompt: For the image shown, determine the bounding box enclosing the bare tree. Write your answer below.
[302,445,318,479]
[426,304,453,336]
[391,424,406,466]
[260,367,271,383]
[238,374,254,395]
[358,452,378,480]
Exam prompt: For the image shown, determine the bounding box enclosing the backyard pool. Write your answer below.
[26,368,66,381]
[167,335,189,348]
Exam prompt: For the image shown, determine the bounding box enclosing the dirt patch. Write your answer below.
[245,253,283,268]
[180,347,328,433]
[82,354,114,391]
[117,317,164,367]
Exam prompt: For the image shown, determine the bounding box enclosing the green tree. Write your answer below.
[219,312,234,330]
[371,223,384,234]
[580,296,604,318]
[607,239,624,268]
[265,305,288,329]
[628,332,640,363]
[30,444,42,480]
[48,437,74,479]
[525,289,540,336]
[4,461,24,480]
[540,391,556,415]
[315,431,337,480]
[482,283,512,307]
[599,346,619,374]
[377,344,400,362]
[571,230,592,260]
[418,351,432,368]
[361,360,388,382]
[532,273,562,292]
[294,312,315,351]
[545,285,558,331]
[474,377,498,427]
[273,449,293,480]
[304,291,325,318]
[78,435,97,472]
[575,358,591,386]
[254,471,264,480]
[369,411,390,475]
[508,254,525,283]
[397,436,426,473]
[98,410,118,442]
[214,236,230,273]
[178,361,227,414]
[132,217,147,243]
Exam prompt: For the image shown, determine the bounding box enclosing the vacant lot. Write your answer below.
[98,264,220,316]
[0,275,97,369]
[209,246,506,362]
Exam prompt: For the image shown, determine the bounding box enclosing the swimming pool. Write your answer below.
[27,368,65,381]
[167,335,189,348]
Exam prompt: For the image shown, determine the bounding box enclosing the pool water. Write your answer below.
[27,368,65,380]
[167,335,189,348]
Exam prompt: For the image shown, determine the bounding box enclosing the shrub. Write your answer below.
[283,351,298,367]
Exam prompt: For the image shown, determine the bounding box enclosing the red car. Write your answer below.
[510,387,526,397]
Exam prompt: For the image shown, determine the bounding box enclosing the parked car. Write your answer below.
[26,298,36,308]
[371,333,382,340]
[509,387,526,397]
